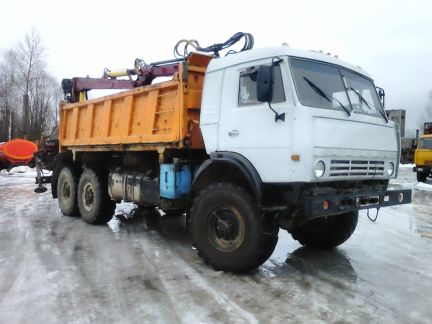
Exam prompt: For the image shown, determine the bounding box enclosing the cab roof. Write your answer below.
[207,46,371,79]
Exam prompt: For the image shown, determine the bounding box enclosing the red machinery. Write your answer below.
[0,139,38,168]
[61,32,254,103]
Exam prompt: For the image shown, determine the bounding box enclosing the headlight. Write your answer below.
[314,160,325,178]
[387,162,395,176]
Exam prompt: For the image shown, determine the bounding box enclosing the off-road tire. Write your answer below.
[290,211,358,249]
[52,153,73,199]
[52,163,60,198]
[256,213,279,266]
[417,171,427,183]
[57,166,80,216]
[77,168,116,225]
[191,183,278,273]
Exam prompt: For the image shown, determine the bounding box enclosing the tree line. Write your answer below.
[0,29,59,143]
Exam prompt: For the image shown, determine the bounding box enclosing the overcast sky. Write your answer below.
[1,0,431,130]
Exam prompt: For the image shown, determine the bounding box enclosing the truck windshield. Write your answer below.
[419,138,432,149]
[290,58,386,120]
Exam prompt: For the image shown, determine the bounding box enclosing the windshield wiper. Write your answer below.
[349,87,388,122]
[349,87,373,110]
[303,77,351,116]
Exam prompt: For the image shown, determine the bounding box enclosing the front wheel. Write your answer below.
[417,171,427,183]
[290,211,358,249]
[77,168,116,225]
[191,183,278,273]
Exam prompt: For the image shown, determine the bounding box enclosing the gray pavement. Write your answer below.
[0,167,431,323]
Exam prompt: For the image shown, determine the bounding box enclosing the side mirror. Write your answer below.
[377,87,385,108]
[256,63,285,122]
[257,65,273,102]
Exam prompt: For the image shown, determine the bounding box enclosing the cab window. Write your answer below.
[238,65,285,106]
[419,138,432,149]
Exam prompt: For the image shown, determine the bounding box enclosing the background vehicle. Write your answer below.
[35,33,411,273]
[413,123,432,182]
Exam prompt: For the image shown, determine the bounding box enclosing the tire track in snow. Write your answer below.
[135,235,259,324]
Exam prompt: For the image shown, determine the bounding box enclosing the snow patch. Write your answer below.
[9,166,34,174]
[1,166,38,177]
[107,216,122,232]
[107,201,137,232]
[115,201,136,218]
[0,166,50,177]
[414,182,432,191]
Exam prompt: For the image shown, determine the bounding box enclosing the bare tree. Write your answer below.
[28,70,59,139]
[15,29,46,139]
[0,29,59,142]
[0,50,20,141]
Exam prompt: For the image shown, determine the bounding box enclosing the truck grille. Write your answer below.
[329,160,385,177]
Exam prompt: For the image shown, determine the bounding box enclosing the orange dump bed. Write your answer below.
[59,53,212,153]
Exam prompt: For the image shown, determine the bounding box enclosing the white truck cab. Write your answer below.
[201,46,399,184]
[191,46,411,273]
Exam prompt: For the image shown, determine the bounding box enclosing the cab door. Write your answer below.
[217,58,295,182]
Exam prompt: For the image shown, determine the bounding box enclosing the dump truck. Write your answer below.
[37,33,411,273]
[413,122,432,182]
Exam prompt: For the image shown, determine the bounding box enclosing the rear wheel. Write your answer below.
[191,183,278,273]
[417,171,427,183]
[290,211,358,249]
[77,168,116,225]
[57,166,80,216]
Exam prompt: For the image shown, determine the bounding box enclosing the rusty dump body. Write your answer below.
[59,53,212,155]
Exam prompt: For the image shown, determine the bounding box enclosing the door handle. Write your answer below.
[228,130,239,136]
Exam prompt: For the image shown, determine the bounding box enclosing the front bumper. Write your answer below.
[304,189,412,219]
[413,166,431,173]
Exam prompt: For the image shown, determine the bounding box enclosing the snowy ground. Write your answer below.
[0,166,431,323]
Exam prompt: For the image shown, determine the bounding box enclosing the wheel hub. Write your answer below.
[208,207,245,252]
[83,183,95,211]
[62,182,71,200]
[215,214,238,240]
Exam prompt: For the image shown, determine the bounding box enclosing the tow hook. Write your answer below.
[366,207,380,222]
